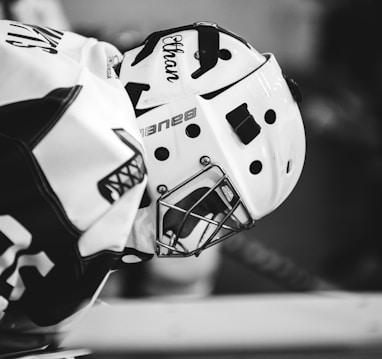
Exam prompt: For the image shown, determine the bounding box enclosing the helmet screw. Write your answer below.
[157,184,168,194]
[200,156,211,166]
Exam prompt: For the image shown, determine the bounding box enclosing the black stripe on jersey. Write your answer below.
[0,86,83,236]
[0,86,82,149]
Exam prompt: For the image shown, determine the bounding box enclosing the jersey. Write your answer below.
[0,20,154,350]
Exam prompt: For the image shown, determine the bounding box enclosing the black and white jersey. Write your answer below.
[0,20,153,330]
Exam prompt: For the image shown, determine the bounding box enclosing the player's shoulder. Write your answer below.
[0,19,92,54]
[0,19,124,108]
[0,19,122,79]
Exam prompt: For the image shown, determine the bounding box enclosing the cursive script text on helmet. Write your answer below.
[162,34,184,82]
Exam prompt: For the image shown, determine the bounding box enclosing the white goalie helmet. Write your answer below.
[119,22,305,257]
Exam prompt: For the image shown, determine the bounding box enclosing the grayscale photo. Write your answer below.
[0,1,381,358]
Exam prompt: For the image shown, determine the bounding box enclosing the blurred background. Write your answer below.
[1,0,381,297]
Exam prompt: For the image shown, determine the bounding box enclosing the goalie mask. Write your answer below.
[119,22,305,257]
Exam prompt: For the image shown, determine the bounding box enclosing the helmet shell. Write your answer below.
[120,23,305,256]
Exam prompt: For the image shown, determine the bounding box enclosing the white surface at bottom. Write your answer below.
[62,292,382,352]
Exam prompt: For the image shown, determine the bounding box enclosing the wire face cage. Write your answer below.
[155,158,255,257]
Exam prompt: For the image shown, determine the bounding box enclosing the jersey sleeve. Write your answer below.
[0,20,152,333]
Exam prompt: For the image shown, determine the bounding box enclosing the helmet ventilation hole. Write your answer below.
[185,124,201,138]
[264,109,276,124]
[249,160,262,175]
[286,160,292,174]
[155,147,170,161]
[219,49,232,60]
